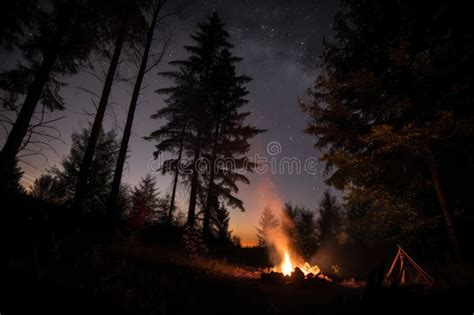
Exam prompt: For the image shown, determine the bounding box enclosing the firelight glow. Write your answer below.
[278,250,322,277]
[281,251,293,276]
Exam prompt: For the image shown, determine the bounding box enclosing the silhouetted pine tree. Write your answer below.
[182,12,234,228]
[150,13,263,233]
[256,207,279,247]
[72,0,148,216]
[108,0,173,217]
[0,0,38,49]
[201,48,264,239]
[317,191,343,245]
[147,66,194,223]
[0,158,24,194]
[296,208,319,259]
[281,202,298,245]
[150,12,233,228]
[302,1,474,259]
[282,203,318,259]
[129,174,163,227]
[0,0,99,184]
[30,174,62,202]
[211,204,231,243]
[32,129,118,214]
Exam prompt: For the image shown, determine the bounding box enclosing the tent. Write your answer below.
[385,245,436,287]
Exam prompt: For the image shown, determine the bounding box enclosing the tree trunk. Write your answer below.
[168,123,186,223]
[202,169,214,238]
[187,136,201,227]
[202,119,220,238]
[0,19,66,183]
[107,6,161,219]
[429,160,462,261]
[73,20,128,215]
[186,32,216,228]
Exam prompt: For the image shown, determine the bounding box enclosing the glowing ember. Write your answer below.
[300,262,320,276]
[281,251,293,276]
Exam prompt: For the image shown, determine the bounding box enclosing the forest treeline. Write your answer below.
[0,0,263,244]
[300,0,474,261]
[253,0,474,264]
[1,0,474,261]
[255,0,474,264]
[257,191,343,261]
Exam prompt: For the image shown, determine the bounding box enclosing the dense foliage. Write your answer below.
[302,0,474,256]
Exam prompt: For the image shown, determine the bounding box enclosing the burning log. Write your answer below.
[261,248,333,285]
[260,266,333,285]
[260,271,286,285]
[292,267,305,282]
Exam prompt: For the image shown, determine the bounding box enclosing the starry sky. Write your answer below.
[5,0,340,245]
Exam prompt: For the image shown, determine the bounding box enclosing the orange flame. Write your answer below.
[275,249,321,277]
[281,251,293,276]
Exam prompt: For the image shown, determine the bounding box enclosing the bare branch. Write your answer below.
[16,156,47,170]
[71,86,101,99]
[145,37,171,74]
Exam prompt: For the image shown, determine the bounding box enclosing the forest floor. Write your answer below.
[3,235,474,314]
[2,236,362,314]
[1,194,473,314]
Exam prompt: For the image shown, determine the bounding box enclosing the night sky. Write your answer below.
[10,0,340,245]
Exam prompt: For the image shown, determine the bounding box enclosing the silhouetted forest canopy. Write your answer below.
[1,0,474,313]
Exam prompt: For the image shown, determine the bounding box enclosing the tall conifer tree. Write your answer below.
[150,12,263,232]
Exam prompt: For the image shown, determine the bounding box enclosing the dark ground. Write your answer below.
[1,194,473,314]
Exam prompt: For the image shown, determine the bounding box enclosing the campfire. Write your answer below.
[275,250,322,277]
[262,249,332,284]
[258,213,333,284]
